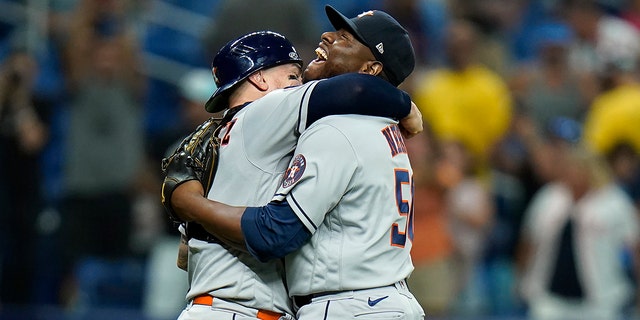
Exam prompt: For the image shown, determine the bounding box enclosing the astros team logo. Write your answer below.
[282,154,306,188]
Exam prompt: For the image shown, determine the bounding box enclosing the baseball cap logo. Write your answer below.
[357,10,374,18]
[376,43,384,54]
[289,52,299,60]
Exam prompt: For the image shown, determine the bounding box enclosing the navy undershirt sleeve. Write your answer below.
[241,200,312,262]
[306,73,411,127]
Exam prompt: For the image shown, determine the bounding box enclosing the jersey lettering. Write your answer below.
[390,169,414,247]
[220,119,237,146]
[381,125,407,157]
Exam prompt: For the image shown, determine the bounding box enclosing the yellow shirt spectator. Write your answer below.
[583,83,640,155]
[415,64,512,168]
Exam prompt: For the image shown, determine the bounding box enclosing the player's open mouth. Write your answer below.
[314,47,327,62]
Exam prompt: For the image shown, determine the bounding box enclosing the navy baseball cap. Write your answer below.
[325,5,415,87]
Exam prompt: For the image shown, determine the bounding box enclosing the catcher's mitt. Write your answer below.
[161,116,222,222]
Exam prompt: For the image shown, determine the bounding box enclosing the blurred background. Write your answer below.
[0,0,639,319]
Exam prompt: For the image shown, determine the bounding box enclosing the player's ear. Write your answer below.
[247,70,269,91]
[360,61,383,77]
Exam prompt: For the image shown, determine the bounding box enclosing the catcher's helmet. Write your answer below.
[205,31,303,113]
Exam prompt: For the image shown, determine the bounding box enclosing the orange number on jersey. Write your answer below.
[220,119,237,146]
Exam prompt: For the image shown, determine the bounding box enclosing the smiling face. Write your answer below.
[302,28,378,82]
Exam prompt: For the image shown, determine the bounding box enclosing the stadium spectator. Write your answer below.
[582,52,640,209]
[57,0,145,308]
[509,21,595,134]
[405,132,458,316]
[563,0,640,77]
[439,140,495,316]
[517,118,640,320]
[0,48,50,305]
[414,18,512,176]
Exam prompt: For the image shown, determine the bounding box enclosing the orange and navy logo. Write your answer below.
[282,154,306,188]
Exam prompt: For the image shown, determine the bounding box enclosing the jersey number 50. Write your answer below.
[391,169,415,247]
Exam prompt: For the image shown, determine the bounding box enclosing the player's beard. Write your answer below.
[302,61,327,83]
[302,60,357,83]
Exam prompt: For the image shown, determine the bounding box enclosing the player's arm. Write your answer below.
[307,73,421,135]
[171,181,247,250]
[172,179,311,257]
[240,201,312,261]
[173,122,354,261]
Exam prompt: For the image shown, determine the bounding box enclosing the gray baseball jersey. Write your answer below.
[272,114,416,296]
[185,81,320,315]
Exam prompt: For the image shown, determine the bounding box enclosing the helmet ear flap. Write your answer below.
[204,31,302,113]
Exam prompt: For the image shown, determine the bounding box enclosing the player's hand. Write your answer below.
[399,101,423,139]
[177,233,189,271]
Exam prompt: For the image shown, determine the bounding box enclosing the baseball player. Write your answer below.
[171,6,425,319]
[174,31,303,320]
[172,25,421,320]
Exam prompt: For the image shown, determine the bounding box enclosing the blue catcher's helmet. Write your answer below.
[205,31,303,112]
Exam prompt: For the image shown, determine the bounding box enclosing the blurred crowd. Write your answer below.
[0,0,639,319]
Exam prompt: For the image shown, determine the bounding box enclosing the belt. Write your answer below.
[193,295,283,320]
[293,280,409,309]
[293,290,339,308]
[293,290,350,308]
[292,295,312,309]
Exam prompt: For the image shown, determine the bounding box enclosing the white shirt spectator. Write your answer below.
[569,15,640,73]
[520,182,639,319]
